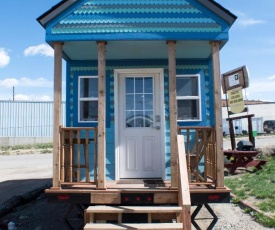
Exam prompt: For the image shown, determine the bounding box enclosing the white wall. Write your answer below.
[222,103,275,134]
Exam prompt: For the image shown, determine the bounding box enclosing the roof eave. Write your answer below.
[37,0,77,28]
[197,0,237,27]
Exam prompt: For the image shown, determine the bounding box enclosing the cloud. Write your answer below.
[24,44,54,57]
[248,78,275,94]
[14,94,52,101]
[0,77,53,88]
[268,75,275,80]
[0,48,10,68]
[238,18,265,27]
[234,11,266,27]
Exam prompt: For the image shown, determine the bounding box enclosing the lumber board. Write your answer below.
[91,193,120,204]
[85,205,182,214]
[211,41,224,188]
[53,42,63,188]
[154,193,178,204]
[97,41,107,189]
[84,223,183,230]
[168,40,178,188]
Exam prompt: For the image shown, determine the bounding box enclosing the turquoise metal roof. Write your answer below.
[41,0,233,42]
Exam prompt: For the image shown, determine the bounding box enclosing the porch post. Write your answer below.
[211,41,224,188]
[97,41,107,189]
[167,41,178,188]
[53,42,63,188]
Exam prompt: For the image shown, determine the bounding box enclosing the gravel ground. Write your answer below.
[0,137,274,229]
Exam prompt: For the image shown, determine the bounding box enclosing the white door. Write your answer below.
[116,69,164,179]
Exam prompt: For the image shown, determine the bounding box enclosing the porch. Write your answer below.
[57,126,218,187]
[46,126,230,229]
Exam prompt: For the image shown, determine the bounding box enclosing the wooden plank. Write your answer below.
[85,206,182,214]
[177,135,191,229]
[211,41,224,189]
[154,193,177,204]
[97,41,107,189]
[91,193,120,204]
[53,42,63,188]
[77,130,81,182]
[94,127,98,184]
[167,40,178,188]
[85,129,90,182]
[60,127,65,182]
[84,223,183,230]
[69,130,73,182]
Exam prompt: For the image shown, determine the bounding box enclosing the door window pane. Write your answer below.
[135,78,143,93]
[145,111,153,127]
[126,111,134,127]
[144,94,153,110]
[144,77,153,93]
[125,76,154,128]
[135,94,144,110]
[126,94,134,110]
[126,78,134,93]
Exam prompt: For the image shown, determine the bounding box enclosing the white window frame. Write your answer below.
[78,76,98,123]
[176,74,202,122]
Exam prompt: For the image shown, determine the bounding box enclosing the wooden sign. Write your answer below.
[221,65,249,94]
[228,87,245,114]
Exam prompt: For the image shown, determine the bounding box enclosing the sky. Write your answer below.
[0,0,274,102]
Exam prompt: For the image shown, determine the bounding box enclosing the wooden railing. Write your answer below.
[177,135,191,229]
[178,126,216,185]
[59,126,98,184]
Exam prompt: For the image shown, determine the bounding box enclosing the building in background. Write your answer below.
[0,100,65,146]
[222,99,275,135]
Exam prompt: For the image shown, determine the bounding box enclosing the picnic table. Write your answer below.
[224,150,267,174]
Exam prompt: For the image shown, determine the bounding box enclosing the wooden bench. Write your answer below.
[84,223,183,230]
[84,205,182,224]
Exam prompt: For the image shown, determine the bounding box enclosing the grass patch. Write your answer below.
[0,151,10,155]
[225,157,275,227]
[0,143,53,155]
[40,149,52,154]
[254,212,275,228]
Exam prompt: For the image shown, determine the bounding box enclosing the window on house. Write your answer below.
[79,76,98,122]
[176,75,201,121]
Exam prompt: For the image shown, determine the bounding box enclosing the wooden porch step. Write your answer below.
[84,205,182,225]
[85,205,182,214]
[84,223,183,230]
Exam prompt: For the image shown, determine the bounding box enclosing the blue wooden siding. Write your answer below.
[66,59,212,180]
[46,0,230,42]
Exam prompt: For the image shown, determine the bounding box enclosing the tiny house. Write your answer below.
[38,0,236,229]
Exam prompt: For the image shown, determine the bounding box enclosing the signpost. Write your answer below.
[221,66,255,150]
